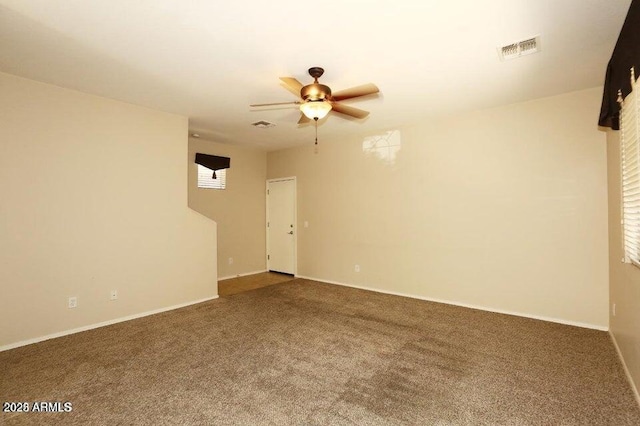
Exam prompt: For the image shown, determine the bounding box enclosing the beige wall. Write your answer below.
[188,138,266,279]
[268,87,609,328]
[607,129,640,397]
[0,72,217,348]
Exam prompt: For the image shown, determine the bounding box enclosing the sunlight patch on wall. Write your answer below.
[362,130,402,165]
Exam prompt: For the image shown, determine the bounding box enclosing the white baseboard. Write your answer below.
[0,295,219,352]
[295,274,608,331]
[609,331,640,406]
[218,269,268,281]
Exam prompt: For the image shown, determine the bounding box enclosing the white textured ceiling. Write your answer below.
[0,0,631,151]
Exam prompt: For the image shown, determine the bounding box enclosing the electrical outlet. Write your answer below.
[110,290,118,301]
[355,264,360,273]
[228,257,234,265]
[68,296,78,309]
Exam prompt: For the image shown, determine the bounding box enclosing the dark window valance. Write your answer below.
[599,0,640,130]
[195,153,230,171]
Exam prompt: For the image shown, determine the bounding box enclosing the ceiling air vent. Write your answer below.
[498,36,540,60]
[251,120,275,129]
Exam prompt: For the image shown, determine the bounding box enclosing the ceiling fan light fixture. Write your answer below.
[300,100,332,120]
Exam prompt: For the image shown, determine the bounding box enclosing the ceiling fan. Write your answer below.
[250,67,379,124]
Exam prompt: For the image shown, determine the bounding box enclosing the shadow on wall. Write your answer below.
[362,130,402,166]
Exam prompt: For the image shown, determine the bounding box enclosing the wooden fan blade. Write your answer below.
[250,101,300,107]
[330,103,370,119]
[331,83,379,102]
[297,114,311,124]
[279,77,304,97]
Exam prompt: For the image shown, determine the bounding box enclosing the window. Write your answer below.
[620,69,640,265]
[197,164,226,190]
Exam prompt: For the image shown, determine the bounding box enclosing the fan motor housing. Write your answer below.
[301,83,331,101]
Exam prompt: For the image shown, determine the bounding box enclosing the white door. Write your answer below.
[267,178,296,274]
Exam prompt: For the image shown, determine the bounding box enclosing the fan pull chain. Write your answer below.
[314,118,319,154]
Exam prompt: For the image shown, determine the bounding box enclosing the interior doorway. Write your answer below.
[266,178,296,275]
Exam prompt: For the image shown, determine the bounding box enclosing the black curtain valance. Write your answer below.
[599,0,640,130]
[195,153,230,171]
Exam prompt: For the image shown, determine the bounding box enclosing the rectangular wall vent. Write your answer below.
[498,36,540,60]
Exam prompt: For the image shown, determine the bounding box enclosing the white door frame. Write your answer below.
[266,177,297,275]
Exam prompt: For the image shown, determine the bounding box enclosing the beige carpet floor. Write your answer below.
[2,279,639,425]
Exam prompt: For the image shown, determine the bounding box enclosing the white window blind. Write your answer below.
[620,68,640,265]
[197,164,226,190]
